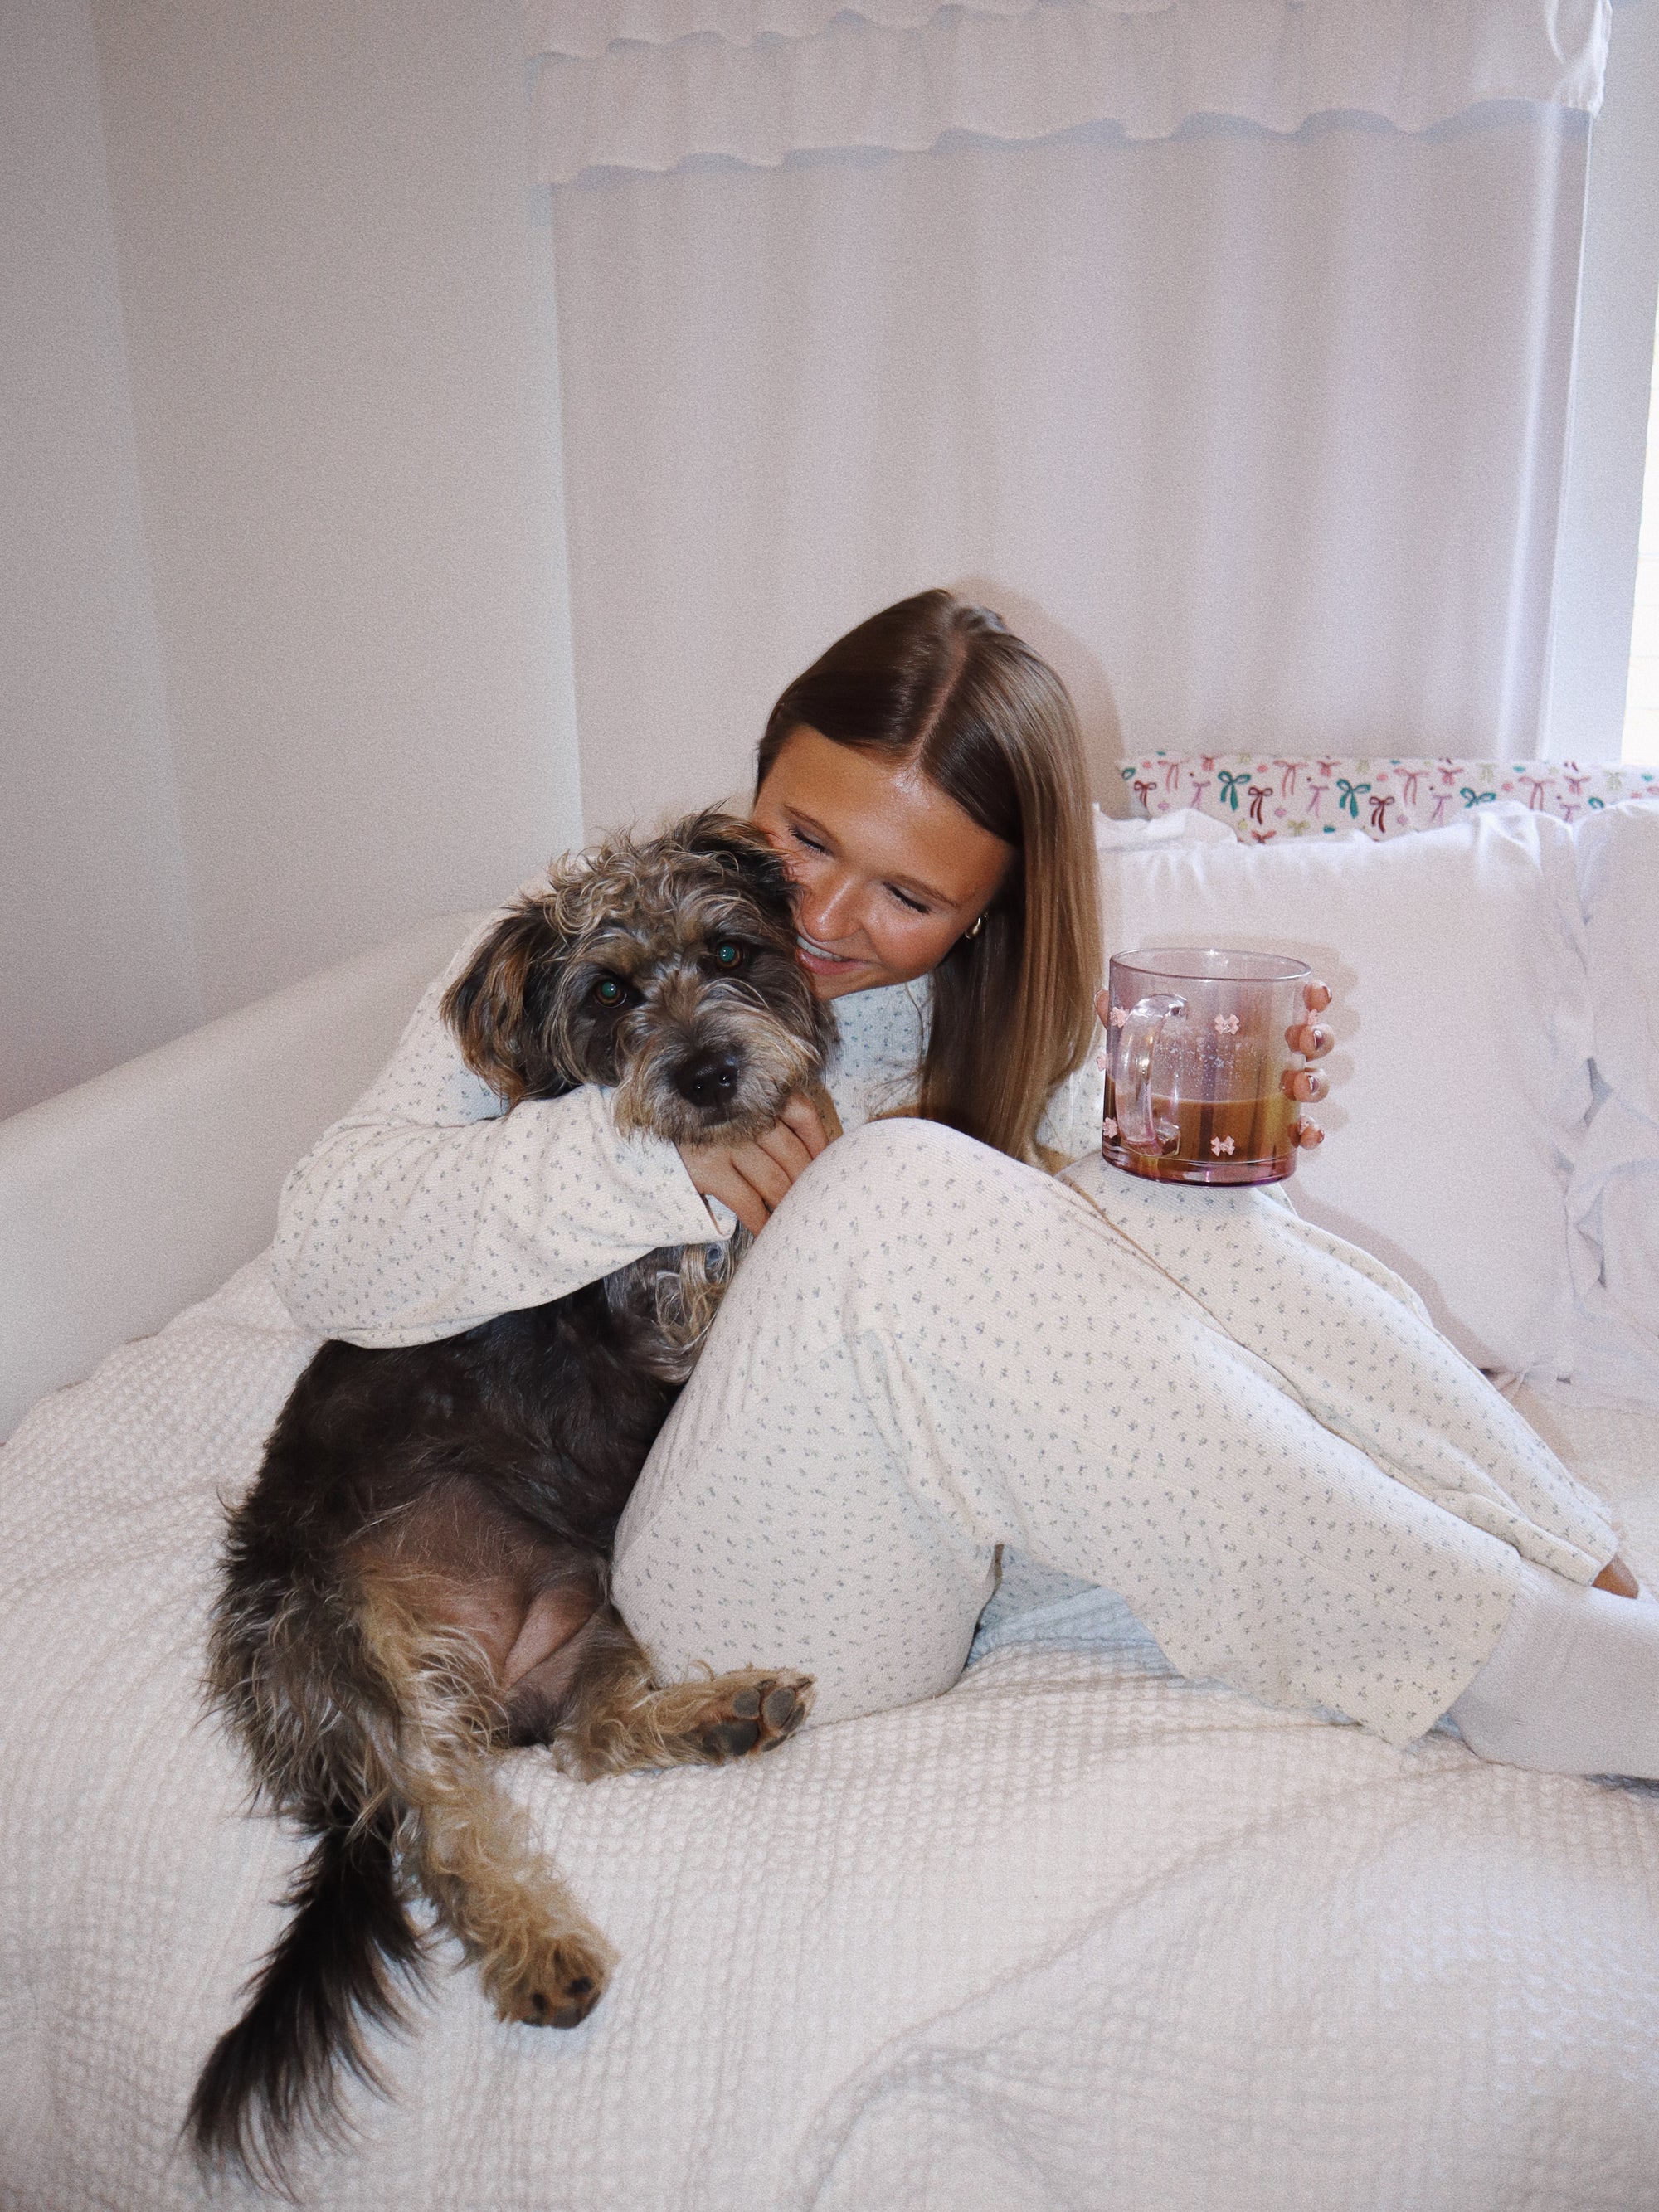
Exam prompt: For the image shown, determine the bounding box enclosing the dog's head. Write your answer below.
[442,812,834,1142]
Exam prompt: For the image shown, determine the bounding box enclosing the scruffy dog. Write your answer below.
[189,813,834,2188]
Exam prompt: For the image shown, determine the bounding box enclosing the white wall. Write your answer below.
[2,0,582,1124]
[92,0,582,1024]
[0,0,202,1120]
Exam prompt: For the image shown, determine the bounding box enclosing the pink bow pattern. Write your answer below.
[1119,755,1657,843]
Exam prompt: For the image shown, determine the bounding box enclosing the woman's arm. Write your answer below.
[1033,1022,1107,1169]
[271,926,721,1348]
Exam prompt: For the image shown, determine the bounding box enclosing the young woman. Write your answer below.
[275,591,1658,1782]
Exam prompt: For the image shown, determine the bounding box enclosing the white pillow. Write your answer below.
[1092,805,1234,852]
[1574,799,1659,1121]
[1097,805,1593,1378]
[1563,801,1659,1391]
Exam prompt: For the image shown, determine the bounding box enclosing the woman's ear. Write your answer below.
[440,902,565,1106]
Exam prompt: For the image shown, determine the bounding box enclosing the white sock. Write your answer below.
[1448,1560,1659,1779]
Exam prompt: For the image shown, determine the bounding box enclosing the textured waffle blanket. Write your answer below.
[2,1262,1657,2212]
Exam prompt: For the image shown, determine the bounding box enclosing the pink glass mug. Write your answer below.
[1102,948,1332,1186]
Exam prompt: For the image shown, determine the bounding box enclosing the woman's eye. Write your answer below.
[791,827,829,855]
[888,887,928,915]
[591,976,626,1006]
[712,941,745,969]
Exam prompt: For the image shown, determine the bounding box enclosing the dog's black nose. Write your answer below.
[674,1049,742,1109]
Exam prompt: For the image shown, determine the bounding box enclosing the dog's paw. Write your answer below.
[492,1929,611,2031]
[684,1669,814,1761]
[555,1665,818,1778]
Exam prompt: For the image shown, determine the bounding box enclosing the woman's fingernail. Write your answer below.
[1281,1069,1327,1101]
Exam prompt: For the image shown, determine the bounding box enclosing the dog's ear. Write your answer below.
[678,810,795,926]
[440,901,568,1106]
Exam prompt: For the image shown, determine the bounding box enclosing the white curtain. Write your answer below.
[533,2,1608,829]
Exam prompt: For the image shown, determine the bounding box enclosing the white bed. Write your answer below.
[2,790,1657,2212]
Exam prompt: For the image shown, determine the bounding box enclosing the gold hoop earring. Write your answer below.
[965,912,985,941]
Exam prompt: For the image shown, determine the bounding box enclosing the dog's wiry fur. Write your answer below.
[188,814,834,2192]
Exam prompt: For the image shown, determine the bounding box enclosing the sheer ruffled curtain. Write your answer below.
[528,2,1610,829]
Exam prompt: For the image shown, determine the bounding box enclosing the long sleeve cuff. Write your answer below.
[274,1082,723,1348]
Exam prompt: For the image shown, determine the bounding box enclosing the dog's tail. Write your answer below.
[185,1808,422,2193]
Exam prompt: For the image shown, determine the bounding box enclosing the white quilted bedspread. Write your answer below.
[2,1264,1657,2212]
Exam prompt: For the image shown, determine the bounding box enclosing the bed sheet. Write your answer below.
[2,1263,1657,2212]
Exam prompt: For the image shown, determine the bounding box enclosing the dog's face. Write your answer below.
[442,813,834,1144]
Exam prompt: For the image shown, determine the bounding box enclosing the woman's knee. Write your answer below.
[780,1116,1006,1237]
[820,1113,971,1174]
[744,1116,1061,1319]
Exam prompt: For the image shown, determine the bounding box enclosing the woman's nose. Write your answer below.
[799,869,861,944]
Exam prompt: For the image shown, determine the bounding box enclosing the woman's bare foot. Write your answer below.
[1593,1553,1641,1598]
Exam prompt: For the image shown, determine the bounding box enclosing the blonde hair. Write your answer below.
[757,591,1100,1164]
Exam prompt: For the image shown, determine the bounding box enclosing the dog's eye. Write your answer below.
[711,941,745,970]
[591,975,628,1007]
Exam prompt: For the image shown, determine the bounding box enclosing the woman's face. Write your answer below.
[751,726,1014,1000]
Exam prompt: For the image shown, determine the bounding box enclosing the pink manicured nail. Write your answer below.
[1282,1069,1327,1102]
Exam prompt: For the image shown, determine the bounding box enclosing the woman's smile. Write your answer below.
[794,927,866,982]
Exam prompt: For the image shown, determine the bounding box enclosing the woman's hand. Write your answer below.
[677,1093,834,1236]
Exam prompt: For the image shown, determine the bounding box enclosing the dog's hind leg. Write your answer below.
[538,1605,813,1781]
[358,1573,615,2030]
[409,1755,614,2030]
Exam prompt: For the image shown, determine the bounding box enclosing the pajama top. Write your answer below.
[272,913,1105,1349]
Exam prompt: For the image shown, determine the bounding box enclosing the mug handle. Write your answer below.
[1113,993,1184,1154]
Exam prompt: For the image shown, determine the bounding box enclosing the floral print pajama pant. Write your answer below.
[611,1118,1616,1745]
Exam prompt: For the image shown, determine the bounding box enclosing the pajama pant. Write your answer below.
[611,1119,1617,1747]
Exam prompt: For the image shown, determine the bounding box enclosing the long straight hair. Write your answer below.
[756,591,1100,1164]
